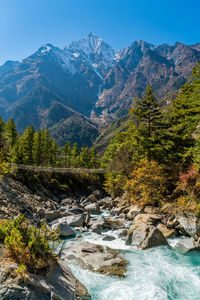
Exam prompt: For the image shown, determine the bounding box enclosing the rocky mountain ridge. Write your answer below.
[0,34,199,146]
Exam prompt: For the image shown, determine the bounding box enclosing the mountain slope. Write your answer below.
[0,34,199,147]
[91,41,200,124]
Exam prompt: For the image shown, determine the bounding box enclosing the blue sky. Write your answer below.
[0,0,199,65]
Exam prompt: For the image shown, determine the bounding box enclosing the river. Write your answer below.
[63,211,200,300]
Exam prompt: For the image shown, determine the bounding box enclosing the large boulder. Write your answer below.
[102,217,126,229]
[126,205,142,221]
[172,237,200,253]
[61,241,127,277]
[176,212,200,240]
[84,203,100,215]
[125,214,168,249]
[98,197,113,209]
[90,222,103,234]
[44,210,61,221]
[52,223,75,237]
[66,214,85,227]
[82,194,97,206]
[157,223,177,238]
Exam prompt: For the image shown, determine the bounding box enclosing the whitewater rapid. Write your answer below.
[64,211,200,300]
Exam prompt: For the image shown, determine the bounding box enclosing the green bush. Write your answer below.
[0,215,60,273]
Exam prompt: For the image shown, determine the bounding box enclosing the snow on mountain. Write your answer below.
[64,32,116,76]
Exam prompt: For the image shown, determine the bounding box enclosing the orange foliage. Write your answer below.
[125,158,165,207]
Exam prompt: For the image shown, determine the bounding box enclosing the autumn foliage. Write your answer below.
[125,158,165,207]
[0,215,60,274]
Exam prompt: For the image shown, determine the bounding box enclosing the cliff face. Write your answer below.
[92,41,200,124]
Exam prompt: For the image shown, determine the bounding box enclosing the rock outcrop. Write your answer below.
[0,245,90,300]
[61,241,127,277]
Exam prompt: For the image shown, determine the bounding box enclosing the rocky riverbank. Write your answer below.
[0,176,200,299]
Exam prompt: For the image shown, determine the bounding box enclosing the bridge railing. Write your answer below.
[8,164,107,174]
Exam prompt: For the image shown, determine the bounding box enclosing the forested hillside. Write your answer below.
[102,62,200,214]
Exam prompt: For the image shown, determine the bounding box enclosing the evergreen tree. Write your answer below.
[71,143,80,167]
[62,141,71,167]
[21,126,34,164]
[32,130,42,165]
[79,147,90,167]
[4,118,17,151]
[50,141,60,166]
[0,117,5,149]
[130,85,165,161]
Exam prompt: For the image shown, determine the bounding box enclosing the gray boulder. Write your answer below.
[61,241,127,277]
[44,210,61,221]
[176,212,200,240]
[66,214,84,227]
[172,237,200,253]
[98,197,112,209]
[125,214,168,249]
[126,205,142,221]
[52,223,75,237]
[102,235,116,241]
[90,222,103,234]
[85,203,100,215]
[82,194,98,206]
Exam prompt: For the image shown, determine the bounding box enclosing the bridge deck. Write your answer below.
[9,164,107,174]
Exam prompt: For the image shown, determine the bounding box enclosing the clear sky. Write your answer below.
[0,0,199,65]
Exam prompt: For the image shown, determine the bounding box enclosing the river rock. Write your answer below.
[157,223,177,238]
[66,214,85,227]
[126,205,142,220]
[61,241,127,277]
[176,212,200,240]
[90,222,103,234]
[84,203,100,215]
[82,194,98,206]
[91,190,104,200]
[126,214,168,249]
[102,217,126,229]
[172,237,200,253]
[118,229,128,240]
[61,198,73,206]
[44,210,61,221]
[52,223,75,237]
[98,197,113,209]
[102,235,116,241]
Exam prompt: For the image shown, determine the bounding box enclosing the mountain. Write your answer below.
[0,33,116,146]
[0,34,199,146]
[91,41,200,124]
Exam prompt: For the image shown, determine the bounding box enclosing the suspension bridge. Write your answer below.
[8,164,108,174]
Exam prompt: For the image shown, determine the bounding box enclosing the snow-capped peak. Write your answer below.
[64,32,115,76]
[39,43,54,53]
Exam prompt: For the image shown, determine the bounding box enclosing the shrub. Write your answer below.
[0,215,60,273]
[175,166,200,215]
[104,172,126,197]
[178,166,200,198]
[125,158,166,207]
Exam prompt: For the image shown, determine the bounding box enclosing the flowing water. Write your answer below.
[63,211,200,300]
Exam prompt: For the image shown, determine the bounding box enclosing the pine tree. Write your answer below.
[62,141,71,167]
[130,85,164,161]
[50,141,60,166]
[79,147,90,167]
[21,126,34,164]
[71,143,80,167]
[5,118,17,151]
[32,130,42,165]
[40,129,52,166]
[0,117,5,149]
